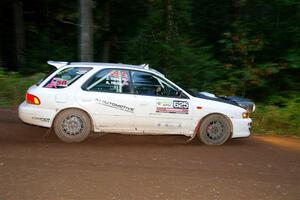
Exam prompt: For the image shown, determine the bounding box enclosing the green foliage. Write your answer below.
[0,69,43,107]
[252,94,300,136]
[122,0,221,93]
[23,0,78,74]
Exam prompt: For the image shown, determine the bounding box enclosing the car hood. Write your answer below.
[195,92,256,113]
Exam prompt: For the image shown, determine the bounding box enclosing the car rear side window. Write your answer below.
[82,69,131,94]
[44,67,92,88]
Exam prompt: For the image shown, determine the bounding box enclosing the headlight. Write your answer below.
[242,112,249,119]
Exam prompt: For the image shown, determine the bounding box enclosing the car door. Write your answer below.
[77,68,135,133]
[131,70,192,135]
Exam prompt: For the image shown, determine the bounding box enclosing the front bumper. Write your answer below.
[231,118,252,138]
[18,101,55,128]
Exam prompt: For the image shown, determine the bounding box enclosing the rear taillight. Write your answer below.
[26,93,41,105]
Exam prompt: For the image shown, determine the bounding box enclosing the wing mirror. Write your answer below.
[176,90,182,97]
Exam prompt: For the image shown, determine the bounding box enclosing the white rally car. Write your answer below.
[18,61,255,145]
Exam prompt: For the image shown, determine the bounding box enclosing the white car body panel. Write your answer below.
[18,62,252,139]
[76,91,135,133]
[132,95,193,135]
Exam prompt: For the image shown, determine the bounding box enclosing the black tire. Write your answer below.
[198,114,231,145]
[53,109,91,143]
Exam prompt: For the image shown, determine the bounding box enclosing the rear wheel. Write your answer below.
[54,109,91,143]
[198,114,231,145]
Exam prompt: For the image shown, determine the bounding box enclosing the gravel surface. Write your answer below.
[0,109,299,200]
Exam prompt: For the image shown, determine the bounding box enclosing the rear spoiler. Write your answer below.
[47,60,70,69]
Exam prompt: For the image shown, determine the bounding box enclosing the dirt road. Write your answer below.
[0,109,299,200]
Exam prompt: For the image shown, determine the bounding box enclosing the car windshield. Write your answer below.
[182,87,197,97]
[173,83,197,97]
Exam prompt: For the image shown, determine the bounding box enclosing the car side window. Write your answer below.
[44,67,92,88]
[131,71,181,98]
[82,69,131,93]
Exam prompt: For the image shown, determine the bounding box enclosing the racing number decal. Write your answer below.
[173,101,189,109]
[156,100,189,114]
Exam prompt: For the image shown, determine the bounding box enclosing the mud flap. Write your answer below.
[43,126,53,139]
[184,121,201,144]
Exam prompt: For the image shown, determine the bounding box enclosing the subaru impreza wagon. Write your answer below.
[18,61,255,145]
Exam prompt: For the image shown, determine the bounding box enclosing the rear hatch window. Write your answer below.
[36,67,57,86]
[44,67,92,88]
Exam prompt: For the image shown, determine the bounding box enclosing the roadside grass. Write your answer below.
[252,95,300,137]
[0,70,299,137]
[0,70,44,107]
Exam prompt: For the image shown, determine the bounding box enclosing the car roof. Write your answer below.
[47,61,165,77]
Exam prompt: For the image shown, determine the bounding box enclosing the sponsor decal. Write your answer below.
[32,117,50,123]
[95,98,134,113]
[46,78,68,88]
[108,70,127,78]
[156,100,189,114]
[107,70,129,86]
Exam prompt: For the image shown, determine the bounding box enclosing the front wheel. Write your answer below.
[198,114,231,145]
[54,109,91,143]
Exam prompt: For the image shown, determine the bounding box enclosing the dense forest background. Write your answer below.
[0,0,299,135]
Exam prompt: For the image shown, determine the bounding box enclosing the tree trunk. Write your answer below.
[79,0,93,61]
[163,0,176,69]
[13,0,25,70]
[102,0,111,62]
[165,0,175,43]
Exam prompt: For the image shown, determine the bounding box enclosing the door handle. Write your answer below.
[140,103,148,106]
